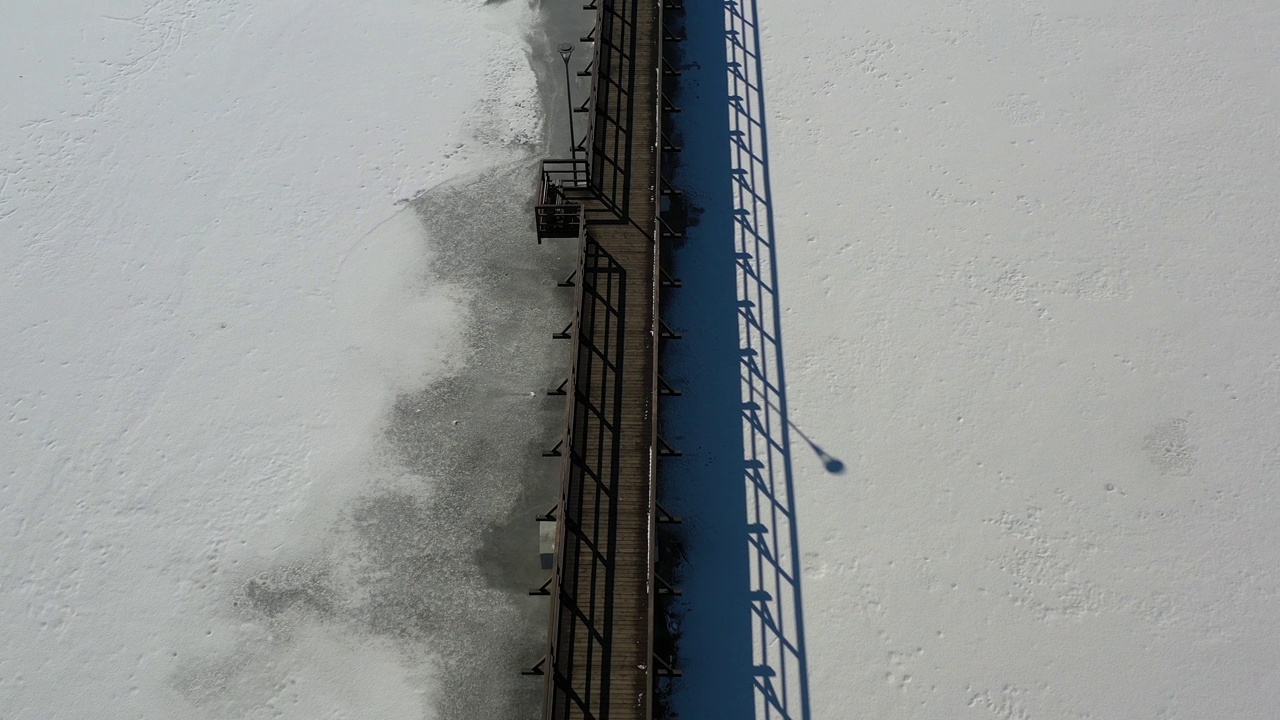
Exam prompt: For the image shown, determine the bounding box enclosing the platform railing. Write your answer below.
[647,0,672,714]
[536,159,591,242]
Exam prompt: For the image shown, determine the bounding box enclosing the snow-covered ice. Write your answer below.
[664,0,1280,718]
[7,0,1279,717]
[1,1,553,717]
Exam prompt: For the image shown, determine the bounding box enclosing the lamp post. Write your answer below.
[558,43,576,158]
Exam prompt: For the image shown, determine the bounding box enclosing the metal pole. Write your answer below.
[559,43,576,159]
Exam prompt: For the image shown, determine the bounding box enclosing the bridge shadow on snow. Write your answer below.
[658,1,828,718]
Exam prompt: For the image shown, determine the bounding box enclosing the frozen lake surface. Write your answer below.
[1,1,567,718]
[5,0,1279,718]
[663,0,1280,718]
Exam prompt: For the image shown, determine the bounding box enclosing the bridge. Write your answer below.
[526,0,685,717]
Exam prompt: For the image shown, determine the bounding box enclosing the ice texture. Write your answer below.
[663,0,1280,718]
[0,1,546,718]
[763,1,1280,717]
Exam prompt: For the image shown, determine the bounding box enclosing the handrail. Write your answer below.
[536,159,591,242]
[644,0,666,716]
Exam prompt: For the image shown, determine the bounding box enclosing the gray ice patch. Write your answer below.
[1143,418,1196,476]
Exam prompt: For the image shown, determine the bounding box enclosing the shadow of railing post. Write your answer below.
[660,0,812,717]
[726,0,812,717]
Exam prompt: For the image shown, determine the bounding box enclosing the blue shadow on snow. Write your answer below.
[658,0,827,718]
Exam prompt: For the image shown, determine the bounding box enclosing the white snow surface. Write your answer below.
[757,0,1280,717]
[1,0,538,717]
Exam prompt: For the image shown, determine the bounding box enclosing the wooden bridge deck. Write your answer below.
[536,0,666,717]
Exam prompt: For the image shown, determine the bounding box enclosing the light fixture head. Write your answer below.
[558,43,573,62]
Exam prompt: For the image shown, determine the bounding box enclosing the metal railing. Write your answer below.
[647,0,675,715]
[537,159,591,242]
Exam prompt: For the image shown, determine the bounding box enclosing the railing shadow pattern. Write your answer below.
[660,0,811,717]
[726,0,811,714]
[585,0,640,221]
[545,236,628,720]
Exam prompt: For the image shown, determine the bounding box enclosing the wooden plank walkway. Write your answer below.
[535,0,666,718]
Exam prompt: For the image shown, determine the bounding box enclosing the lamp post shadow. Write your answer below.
[789,420,846,476]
